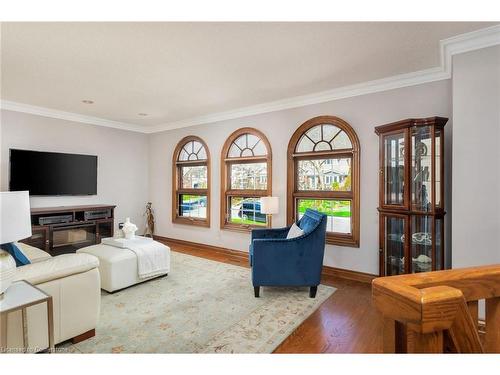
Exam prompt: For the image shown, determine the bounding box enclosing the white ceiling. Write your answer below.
[1,22,497,130]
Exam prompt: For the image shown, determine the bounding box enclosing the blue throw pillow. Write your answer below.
[298,215,318,234]
[0,242,31,267]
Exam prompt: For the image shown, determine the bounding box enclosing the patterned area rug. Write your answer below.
[66,251,335,353]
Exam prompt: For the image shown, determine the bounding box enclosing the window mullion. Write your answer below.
[178,189,208,195]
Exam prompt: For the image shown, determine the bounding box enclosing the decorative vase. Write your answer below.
[0,250,16,298]
[122,217,138,240]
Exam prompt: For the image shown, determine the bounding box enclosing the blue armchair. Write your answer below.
[249,209,327,298]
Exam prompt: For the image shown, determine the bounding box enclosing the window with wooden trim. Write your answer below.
[172,136,210,227]
[221,128,272,231]
[287,116,360,247]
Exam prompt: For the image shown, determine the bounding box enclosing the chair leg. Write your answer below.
[254,286,260,298]
[309,286,318,298]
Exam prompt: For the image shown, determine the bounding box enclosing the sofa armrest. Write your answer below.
[16,242,52,263]
[251,226,290,241]
[14,253,99,285]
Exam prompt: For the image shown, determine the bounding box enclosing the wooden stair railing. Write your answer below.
[372,264,500,353]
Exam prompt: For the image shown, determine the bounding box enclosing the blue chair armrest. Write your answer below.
[251,226,290,241]
[252,227,324,264]
[251,233,325,286]
[252,229,321,254]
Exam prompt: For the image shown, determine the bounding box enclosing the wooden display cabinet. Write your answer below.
[375,117,447,276]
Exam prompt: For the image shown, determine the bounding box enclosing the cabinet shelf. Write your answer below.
[52,239,95,248]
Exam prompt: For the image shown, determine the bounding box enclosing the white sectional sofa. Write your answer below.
[5,243,101,351]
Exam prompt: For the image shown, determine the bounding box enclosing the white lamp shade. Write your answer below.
[0,191,32,244]
[260,196,279,215]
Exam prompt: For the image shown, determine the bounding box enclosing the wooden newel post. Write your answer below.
[408,330,444,353]
[383,317,396,353]
[485,297,500,353]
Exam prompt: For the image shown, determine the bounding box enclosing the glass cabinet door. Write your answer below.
[382,131,406,207]
[51,224,96,255]
[383,215,406,276]
[410,215,433,273]
[97,219,113,242]
[411,126,432,212]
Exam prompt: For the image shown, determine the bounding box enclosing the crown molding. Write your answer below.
[0,100,147,133]
[441,24,500,71]
[145,65,449,133]
[2,25,499,134]
[147,24,500,133]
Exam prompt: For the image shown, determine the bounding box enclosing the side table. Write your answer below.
[0,280,54,353]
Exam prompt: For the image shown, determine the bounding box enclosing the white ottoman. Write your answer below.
[77,243,170,292]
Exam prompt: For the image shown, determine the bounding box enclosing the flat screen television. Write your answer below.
[9,149,98,196]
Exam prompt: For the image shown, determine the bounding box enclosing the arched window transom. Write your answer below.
[296,124,353,153]
[178,140,208,161]
[228,133,268,158]
[287,116,360,247]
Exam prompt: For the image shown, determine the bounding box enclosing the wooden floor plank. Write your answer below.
[160,239,384,353]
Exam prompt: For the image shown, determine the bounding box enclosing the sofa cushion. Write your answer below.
[14,253,99,285]
[15,242,52,263]
[286,223,304,239]
[0,242,31,267]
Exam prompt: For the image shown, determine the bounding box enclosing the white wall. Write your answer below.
[149,80,452,275]
[452,45,500,268]
[0,110,150,231]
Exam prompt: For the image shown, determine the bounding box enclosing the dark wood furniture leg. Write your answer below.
[309,286,318,298]
[71,329,95,344]
[254,286,260,298]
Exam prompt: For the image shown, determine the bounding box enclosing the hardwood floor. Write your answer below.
[275,275,383,353]
[159,239,384,353]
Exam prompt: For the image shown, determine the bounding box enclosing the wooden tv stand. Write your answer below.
[20,204,116,256]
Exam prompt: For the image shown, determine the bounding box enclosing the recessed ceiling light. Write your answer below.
[138,113,148,116]
[82,100,94,104]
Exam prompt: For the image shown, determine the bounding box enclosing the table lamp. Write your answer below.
[260,196,279,226]
[0,191,32,297]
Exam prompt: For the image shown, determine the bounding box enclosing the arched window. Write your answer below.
[287,116,360,247]
[221,127,272,231]
[172,136,210,227]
